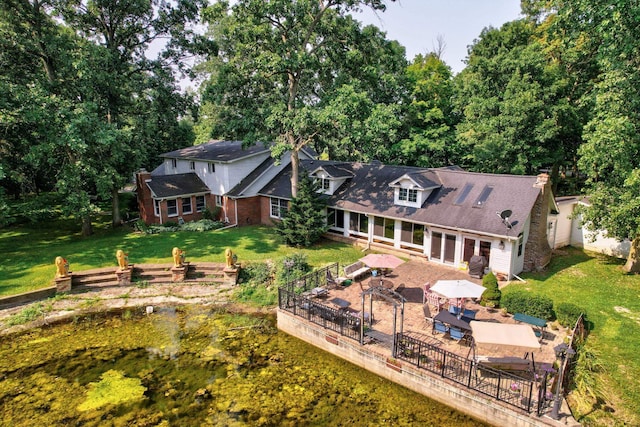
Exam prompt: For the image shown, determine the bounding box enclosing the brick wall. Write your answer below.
[231,196,263,226]
[136,171,156,224]
[523,173,553,271]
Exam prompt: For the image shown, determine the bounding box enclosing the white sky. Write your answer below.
[354,0,523,73]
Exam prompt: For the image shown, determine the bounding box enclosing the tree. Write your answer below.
[199,0,405,196]
[552,0,640,273]
[275,175,328,247]
[393,52,458,168]
[453,19,582,179]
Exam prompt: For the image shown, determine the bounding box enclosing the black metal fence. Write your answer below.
[394,333,538,413]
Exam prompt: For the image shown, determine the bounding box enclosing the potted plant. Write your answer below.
[509,382,521,394]
[500,307,509,317]
[485,301,496,312]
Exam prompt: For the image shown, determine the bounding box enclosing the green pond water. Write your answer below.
[0,306,487,426]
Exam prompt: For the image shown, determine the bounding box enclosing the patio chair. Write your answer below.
[449,327,465,342]
[395,283,405,295]
[449,305,460,316]
[433,321,449,335]
[422,304,433,325]
[462,309,477,320]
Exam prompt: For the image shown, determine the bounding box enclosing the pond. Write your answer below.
[0,305,487,426]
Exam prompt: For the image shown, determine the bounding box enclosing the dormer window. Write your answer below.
[313,176,332,194]
[399,188,418,203]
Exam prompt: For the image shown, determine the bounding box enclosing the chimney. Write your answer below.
[534,173,550,192]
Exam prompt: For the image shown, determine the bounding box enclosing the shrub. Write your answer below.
[275,175,327,246]
[556,302,586,328]
[276,253,311,286]
[480,272,501,306]
[202,206,222,221]
[239,261,274,286]
[181,219,224,232]
[502,290,555,320]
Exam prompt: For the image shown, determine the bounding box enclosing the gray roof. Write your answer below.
[226,156,277,197]
[146,173,210,198]
[312,164,355,179]
[259,160,541,238]
[161,140,270,162]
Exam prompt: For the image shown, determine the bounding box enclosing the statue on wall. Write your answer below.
[172,247,185,267]
[225,248,234,268]
[55,256,69,278]
[116,250,129,270]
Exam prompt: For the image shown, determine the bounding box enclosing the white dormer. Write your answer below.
[309,165,353,195]
[389,174,440,207]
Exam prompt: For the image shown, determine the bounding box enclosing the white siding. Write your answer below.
[552,202,574,249]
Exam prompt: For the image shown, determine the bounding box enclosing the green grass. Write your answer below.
[0,216,363,296]
[507,248,640,426]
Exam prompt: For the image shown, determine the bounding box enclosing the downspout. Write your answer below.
[158,199,163,225]
[215,198,238,231]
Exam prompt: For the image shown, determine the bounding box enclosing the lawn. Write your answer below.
[0,216,364,296]
[508,248,640,426]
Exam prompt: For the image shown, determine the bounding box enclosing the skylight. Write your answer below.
[474,185,493,207]
[454,183,474,205]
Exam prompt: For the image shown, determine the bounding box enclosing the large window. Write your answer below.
[270,198,289,219]
[167,199,178,217]
[327,208,344,229]
[374,216,394,239]
[196,195,205,212]
[350,213,368,234]
[399,188,418,203]
[182,197,192,214]
[401,221,423,246]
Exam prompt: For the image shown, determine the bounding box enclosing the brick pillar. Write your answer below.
[523,173,553,271]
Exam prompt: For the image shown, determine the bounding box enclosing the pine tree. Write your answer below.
[275,175,328,247]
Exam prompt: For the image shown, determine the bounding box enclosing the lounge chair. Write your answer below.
[422,304,433,325]
[463,309,477,320]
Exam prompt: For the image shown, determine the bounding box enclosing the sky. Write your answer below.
[353,0,523,73]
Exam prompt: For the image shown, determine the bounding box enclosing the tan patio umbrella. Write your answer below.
[430,279,486,313]
[359,253,405,270]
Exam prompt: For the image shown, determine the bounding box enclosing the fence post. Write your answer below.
[441,353,446,377]
[467,360,474,388]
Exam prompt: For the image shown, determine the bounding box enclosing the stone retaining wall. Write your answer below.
[278,309,558,427]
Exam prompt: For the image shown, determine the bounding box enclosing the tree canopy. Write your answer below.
[198,0,406,196]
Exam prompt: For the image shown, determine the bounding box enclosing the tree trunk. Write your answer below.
[623,236,640,273]
[112,188,122,227]
[82,215,93,237]
[290,148,300,198]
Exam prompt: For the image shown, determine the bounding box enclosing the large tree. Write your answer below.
[551,0,640,273]
[199,0,405,196]
[393,52,458,168]
[454,19,582,179]
[1,0,201,233]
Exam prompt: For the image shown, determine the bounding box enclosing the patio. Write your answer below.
[322,258,566,366]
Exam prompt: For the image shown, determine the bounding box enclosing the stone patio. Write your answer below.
[320,258,567,366]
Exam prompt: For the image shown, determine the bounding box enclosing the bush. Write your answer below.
[556,302,586,328]
[276,253,311,286]
[235,261,277,306]
[202,206,221,221]
[502,290,555,320]
[181,219,224,232]
[238,261,274,286]
[480,272,501,306]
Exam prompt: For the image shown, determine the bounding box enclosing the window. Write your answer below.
[208,163,215,173]
[171,158,177,169]
[154,199,160,216]
[270,198,289,219]
[182,197,192,214]
[327,208,344,229]
[473,185,493,207]
[196,196,205,212]
[189,161,195,170]
[215,195,223,206]
[399,188,418,203]
[349,213,368,233]
[401,221,424,245]
[517,234,524,257]
[167,199,178,217]
[373,217,394,239]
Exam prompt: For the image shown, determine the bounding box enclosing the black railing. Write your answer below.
[283,262,340,294]
[395,333,537,413]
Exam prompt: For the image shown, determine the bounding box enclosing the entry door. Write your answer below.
[463,238,475,263]
[480,241,491,266]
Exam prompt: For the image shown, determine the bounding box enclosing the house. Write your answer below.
[550,196,631,258]
[137,140,555,279]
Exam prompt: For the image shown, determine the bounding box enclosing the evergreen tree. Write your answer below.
[275,175,328,247]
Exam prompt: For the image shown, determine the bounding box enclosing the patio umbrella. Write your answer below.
[430,280,486,299]
[430,279,486,314]
[358,253,405,270]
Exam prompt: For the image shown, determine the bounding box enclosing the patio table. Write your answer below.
[329,297,351,310]
[310,287,328,298]
[433,310,473,332]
